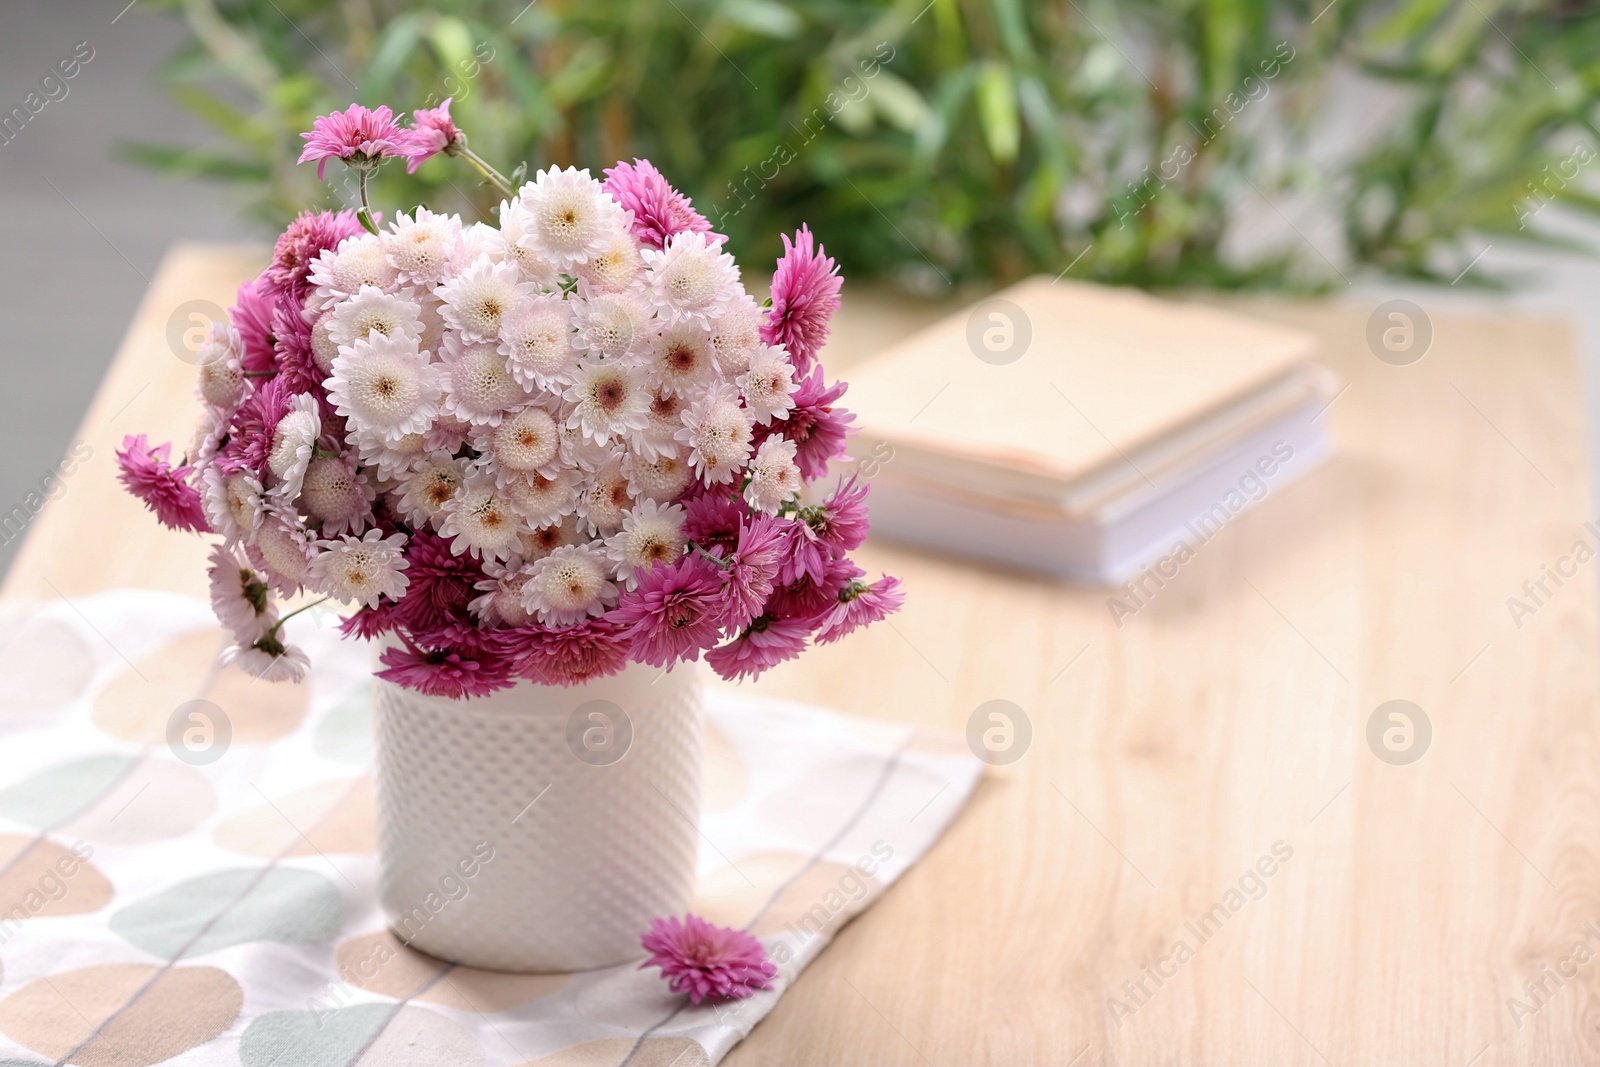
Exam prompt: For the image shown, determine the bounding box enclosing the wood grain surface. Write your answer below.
[6,246,1598,1065]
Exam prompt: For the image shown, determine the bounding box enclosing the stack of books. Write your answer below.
[842,277,1336,584]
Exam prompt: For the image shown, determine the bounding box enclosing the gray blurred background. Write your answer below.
[0,0,250,575]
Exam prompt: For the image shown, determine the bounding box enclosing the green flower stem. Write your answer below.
[272,596,332,634]
[356,168,378,235]
[452,143,516,201]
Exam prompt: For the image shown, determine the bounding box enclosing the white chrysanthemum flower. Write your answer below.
[438,477,523,560]
[708,292,763,375]
[415,293,448,353]
[327,331,442,442]
[645,320,715,397]
[298,455,374,537]
[496,199,563,288]
[191,407,227,467]
[456,221,508,265]
[396,452,467,528]
[308,233,398,312]
[423,413,472,455]
[383,206,462,287]
[738,343,798,424]
[624,449,695,500]
[202,466,264,543]
[676,382,754,484]
[632,389,688,460]
[576,460,634,535]
[569,287,649,360]
[642,230,739,328]
[744,435,802,514]
[517,167,624,270]
[577,226,643,293]
[500,294,578,389]
[502,468,580,527]
[309,529,410,608]
[563,360,650,445]
[197,353,246,413]
[439,335,528,426]
[518,514,580,561]
[208,543,277,643]
[248,507,314,594]
[521,543,618,627]
[470,557,538,628]
[604,500,686,587]
[195,319,242,369]
[557,417,617,473]
[326,285,424,348]
[266,393,322,501]
[480,404,560,477]
[223,639,310,682]
[436,254,534,345]
[354,426,427,482]
[310,313,341,376]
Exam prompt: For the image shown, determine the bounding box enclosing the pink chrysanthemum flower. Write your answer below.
[706,613,810,681]
[231,277,280,374]
[603,158,717,251]
[408,98,461,172]
[271,302,324,397]
[380,528,483,636]
[267,209,365,295]
[612,555,728,667]
[720,513,787,629]
[681,489,745,556]
[640,914,777,1004]
[761,225,842,376]
[116,434,211,534]
[511,618,630,686]
[814,575,905,644]
[376,624,515,698]
[298,103,426,180]
[755,367,854,481]
[767,556,863,620]
[811,475,871,556]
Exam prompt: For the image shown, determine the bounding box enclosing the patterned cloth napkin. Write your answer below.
[0,590,981,1066]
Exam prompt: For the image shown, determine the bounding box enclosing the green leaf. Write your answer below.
[975,61,1019,164]
[720,0,803,39]
[870,71,930,133]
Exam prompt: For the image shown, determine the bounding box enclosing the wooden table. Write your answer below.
[7,246,1598,1065]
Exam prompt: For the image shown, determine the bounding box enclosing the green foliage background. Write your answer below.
[129,0,1600,291]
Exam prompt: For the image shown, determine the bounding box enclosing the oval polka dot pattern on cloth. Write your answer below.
[0,616,93,716]
[0,963,241,1066]
[110,867,343,959]
[212,777,375,857]
[240,1004,483,1067]
[334,930,570,1012]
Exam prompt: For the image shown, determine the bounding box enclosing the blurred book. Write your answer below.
[843,277,1336,584]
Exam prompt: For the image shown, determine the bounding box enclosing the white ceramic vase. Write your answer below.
[372,658,703,972]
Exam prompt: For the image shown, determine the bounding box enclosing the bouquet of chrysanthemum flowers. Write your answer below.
[116,101,901,696]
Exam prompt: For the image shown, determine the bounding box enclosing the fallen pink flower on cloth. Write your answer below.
[640,913,778,1004]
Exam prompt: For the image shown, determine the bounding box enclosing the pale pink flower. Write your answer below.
[408,98,461,171]
[639,914,777,1004]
